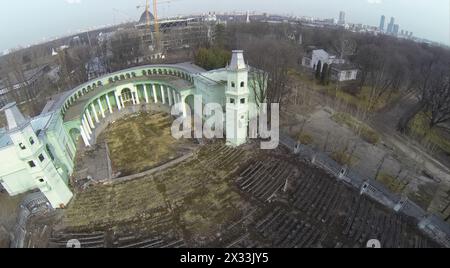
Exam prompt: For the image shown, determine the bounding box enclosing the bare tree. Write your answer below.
[110,30,143,71]
[331,33,357,59]
[355,44,407,113]
[421,72,450,129]
[409,49,450,129]
[238,34,298,106]
[249,67,268,108]
[6,51,33,100]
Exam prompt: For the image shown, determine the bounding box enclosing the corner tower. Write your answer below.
[226,50,249,147]
[0,103,73,209]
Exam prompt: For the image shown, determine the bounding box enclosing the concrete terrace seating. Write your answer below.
[114,234,186,248]
[340,195,431,248]
[200,143,245,173]
[253,207,322,248]
[49,232,106,248]
[237,158,295,202]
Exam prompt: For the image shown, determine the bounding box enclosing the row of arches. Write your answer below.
[141,68,193,82]
[60,65,195,119]
[77,82,188,147]
[108,72,137,84]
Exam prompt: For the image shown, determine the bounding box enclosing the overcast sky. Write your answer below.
[0,0,449,51]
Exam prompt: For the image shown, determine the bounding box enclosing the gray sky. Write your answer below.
[0,0,449,52]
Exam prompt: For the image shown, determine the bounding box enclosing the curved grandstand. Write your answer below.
[24,140,440,248]
[60,63,199,147]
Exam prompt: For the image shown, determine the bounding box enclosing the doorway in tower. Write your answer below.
[121,88,133,106]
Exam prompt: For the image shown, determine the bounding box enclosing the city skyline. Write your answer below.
[0,0,449,52]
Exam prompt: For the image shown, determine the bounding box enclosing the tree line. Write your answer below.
[206,21,450,130]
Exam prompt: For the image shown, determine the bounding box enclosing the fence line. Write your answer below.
[280,132,450,247]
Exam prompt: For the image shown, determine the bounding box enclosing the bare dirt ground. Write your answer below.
[283,107,402,178]
[98,112,194,176]
[72,111,195,183]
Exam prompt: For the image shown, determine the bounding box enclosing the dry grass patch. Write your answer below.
[98,112,191,176]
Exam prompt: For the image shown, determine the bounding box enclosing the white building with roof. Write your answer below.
[0,103,73,208]
[302,49,358,82]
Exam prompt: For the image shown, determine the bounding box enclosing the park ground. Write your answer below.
[281,70,450,222]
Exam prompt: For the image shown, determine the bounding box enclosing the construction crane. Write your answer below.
[152,0,160,50]
[136,0,161,50]
[137,0,183,50]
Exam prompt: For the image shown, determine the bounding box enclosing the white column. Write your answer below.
[82,117,92,136]
[106,94,113,114]
[98,98,105,119]
[144,85,149,103]
[131,91,136,105]
[168,88,173,106]
[115,94,122,110]
[152,84,158,103]
[80,126,90,147]
[119,96,125,108]
[134,87,140,104]
[161,85,166,104]
[171,90,177,105]
[91,103,99,123]
[86,111,95,129]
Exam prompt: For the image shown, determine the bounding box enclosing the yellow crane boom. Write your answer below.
[142,0,160,50]
[153,0,160,50]
[145,0,151,29]
[139,0,183,50]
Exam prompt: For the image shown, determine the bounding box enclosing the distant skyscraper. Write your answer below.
[379,15,385,31]
[387,17,395,33]
[393,24,399,35]
[338,11,346,25]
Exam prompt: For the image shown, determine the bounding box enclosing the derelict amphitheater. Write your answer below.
[1,51,449,248]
